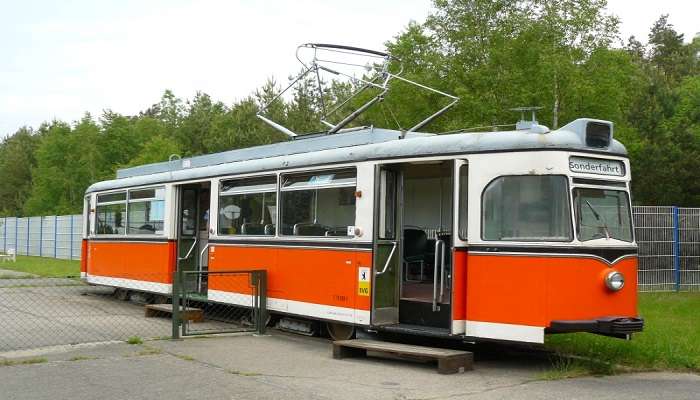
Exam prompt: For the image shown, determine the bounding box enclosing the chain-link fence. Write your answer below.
[0,271,267,353]
[0,215,82,260]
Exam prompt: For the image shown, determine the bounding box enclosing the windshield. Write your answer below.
[573,188,633,242]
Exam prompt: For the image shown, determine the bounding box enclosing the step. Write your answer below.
[144,303,203,322]
[332,339,473,374]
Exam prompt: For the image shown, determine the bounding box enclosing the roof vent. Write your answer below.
[511,106,550,134]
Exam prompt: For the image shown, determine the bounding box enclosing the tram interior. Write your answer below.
[399,162,453,327]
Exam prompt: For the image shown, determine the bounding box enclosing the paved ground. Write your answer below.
[0,268,37,279]
[0,281,171,351]
[1,333,698,400]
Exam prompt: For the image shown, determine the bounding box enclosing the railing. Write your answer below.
[633,206,700,292]
[171,269,268,338]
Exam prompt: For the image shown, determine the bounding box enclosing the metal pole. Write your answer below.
[69,215,74,260]
[255,271,267,335]
[673,206,681,292]
[172,270,181,340]
[26,218,30,256]
[3,217,6,252]
[54,216,58,258]
[39,217,43,257]
[14,217,18,254]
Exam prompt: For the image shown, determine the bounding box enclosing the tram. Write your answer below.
[80,44,643,344]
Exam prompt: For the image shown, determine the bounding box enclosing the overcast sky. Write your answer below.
[1,0,698,138]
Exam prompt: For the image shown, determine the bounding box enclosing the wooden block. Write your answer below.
[332,344,367,359]
[332,339,473,374]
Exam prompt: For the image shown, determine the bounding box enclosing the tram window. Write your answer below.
[281,169,357,237]
[458,165,468,240]
[127,187,165,235]
[96,192,126,235]
[482,175,572,241]
[574,188,632,242]
[218,176,277,236]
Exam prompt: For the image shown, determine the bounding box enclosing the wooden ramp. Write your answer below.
[332,339,473,374]
[144,304,203,322]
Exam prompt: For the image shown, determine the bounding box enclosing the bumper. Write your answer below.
[547,316,644,338]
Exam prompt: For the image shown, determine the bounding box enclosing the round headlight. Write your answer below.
[605,271,625,291]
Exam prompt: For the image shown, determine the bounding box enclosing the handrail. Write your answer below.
[439,240,446,302]
[376,241,397,276]
[199,243,211,269]
[432,239,445,312]
[178,238,198,261]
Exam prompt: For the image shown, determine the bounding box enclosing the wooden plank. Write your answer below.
[332,339,473,374]
[144,304,203,322]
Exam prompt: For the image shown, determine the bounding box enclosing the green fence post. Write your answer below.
[172,270,181,340]
[257,270,267,335]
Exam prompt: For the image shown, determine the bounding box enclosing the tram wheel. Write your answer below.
[326,323,356,341]
[115,289,130,301]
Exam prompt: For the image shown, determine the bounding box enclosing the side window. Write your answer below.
[218,176,277,236]
[127,187,165,235]
[378,169,397,240]
[458,164,468,240]
[281,169,357,237]
[482,175,572,241]
[84,195,91,236]
[96,192,126,235]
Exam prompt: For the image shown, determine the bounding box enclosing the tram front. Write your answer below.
[461,118,643,344]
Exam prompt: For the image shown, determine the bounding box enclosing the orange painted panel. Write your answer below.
[466,254,638,327]
[451,249,467,321]
[208,245,371,311]
[80,239,88,274]
[87,241,175,284]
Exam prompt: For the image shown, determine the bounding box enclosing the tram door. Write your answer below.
[371,166,401,325]
[176,183,210,296]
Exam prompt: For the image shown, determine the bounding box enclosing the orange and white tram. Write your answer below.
[81,118,643,344]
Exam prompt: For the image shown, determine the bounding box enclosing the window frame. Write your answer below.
[480,174,574,243]
[572,186,634,243]
[126,186,166,236]
[217,175,278,237]
[458,164,469,241]
[95,190,128,236]
[279,167,358,239]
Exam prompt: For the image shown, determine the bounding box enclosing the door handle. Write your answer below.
[376,241,397,276]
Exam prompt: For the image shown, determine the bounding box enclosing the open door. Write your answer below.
[371,166,401,325]
[176,183,210,296]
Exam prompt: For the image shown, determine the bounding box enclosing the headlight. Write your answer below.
[605,271,625,291]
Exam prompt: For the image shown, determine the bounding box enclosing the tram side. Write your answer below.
[82,127,643,344]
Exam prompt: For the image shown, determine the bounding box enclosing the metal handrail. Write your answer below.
[199,243,211,268]
[376,241,397,276]
[432,239,445,312]
[178,238,198,261]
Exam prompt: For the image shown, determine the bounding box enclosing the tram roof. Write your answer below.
[87,118,627,193]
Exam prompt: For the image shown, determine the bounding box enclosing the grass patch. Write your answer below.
[174,354,195,361]
[0,255,79,278]
[0,357,48,367]
[126,336,143,345]
[227,369,261,377]
[136,347,162,356]
[68,355,99,362]
[544,292,700,377]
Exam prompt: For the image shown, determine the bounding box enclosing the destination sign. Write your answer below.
[569,156,625,176]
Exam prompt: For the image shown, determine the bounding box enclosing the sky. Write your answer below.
[1,0,698,138]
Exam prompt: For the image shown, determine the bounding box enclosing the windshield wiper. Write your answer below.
[585,200,611,240]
